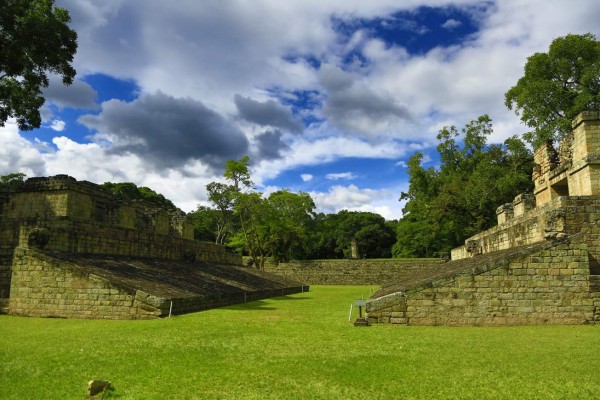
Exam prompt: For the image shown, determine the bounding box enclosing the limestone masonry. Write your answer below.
[367,111,600,325]
[263,258,440,285]
[0,175,306,319]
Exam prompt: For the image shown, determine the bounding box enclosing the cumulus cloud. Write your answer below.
[309,184,403,219]
[251,131,414,184]
[8,0,600,217]
[319,64,412,136]
[49,120,66,132]
[78,91,249,170]
[301,173,313,182]
[234,95,303,133]
[326,172,357,180]
[0,122,47,176]
[254,129,290,160]
[0,122,216,212]
[441,18,462,30]
[43,75,99,110]
[311,184,381,210]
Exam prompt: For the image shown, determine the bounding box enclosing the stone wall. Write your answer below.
[369,112,600,326]
[452,195,600,260]
[9,248,161,319]
[8,248,307,319]
[15,221,240,264]
[263,258,441,285]
[452,198,548,260]
[0,175,241,263]
[0,264,10,311]
[368,239,600,325]
[0,175,277,319]
[534,111,600,206]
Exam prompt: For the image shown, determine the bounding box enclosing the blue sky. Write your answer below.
[2,0,600,219]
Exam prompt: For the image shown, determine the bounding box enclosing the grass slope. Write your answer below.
[1,285,599,399]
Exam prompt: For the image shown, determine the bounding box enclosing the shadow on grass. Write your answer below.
[270,295,311,301]
[222,295,310,311]
[223,300,277,311]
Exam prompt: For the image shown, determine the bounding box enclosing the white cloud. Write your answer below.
[0,121,47,176]
[326,172,357,180]
[55,0,600,150]
[441,19,462,30]
[301,174,313,182]
[251,131,414,185]
[0,122,214,213]
[7,0,600,219]
[49,120,66,132]
[309,183,405,220]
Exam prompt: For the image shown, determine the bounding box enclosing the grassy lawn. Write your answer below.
[1,285,599,399]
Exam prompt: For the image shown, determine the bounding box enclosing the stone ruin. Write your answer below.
[367,111,600,325]
[0,175,306,319]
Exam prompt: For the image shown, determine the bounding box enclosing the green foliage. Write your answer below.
[229,190,317,267]
[187,205,219,242]
[0,0,77,130]
[101,182,176,210]
[267,190,317,260]
[306,211,396,259]
[1,286,599,399]
[223,155,252,190]
[204,157,396,261]
[394,116,534,258]
[203,156,253,245]
[0,172,26,187]
[505,33,600,147]
[205,182,237,244]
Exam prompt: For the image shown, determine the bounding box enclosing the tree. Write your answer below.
[393,153,440,258]
[1,0,78,130]
[393,116,534,258]
[101,182,177,210]
[205,182,237,244]
[229,192,269,268]
[228,189,317,268]
[224,156,252,191]
[505,33,600,146]
[0,172,26,188]
[303,210,396,259]
[186,205,220,242]
[266,190,316,261]
[205,156,252,244]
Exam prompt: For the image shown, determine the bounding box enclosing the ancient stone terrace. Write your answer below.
[0,175,306,319]
[10,249,305,319]
[367,112,600,325]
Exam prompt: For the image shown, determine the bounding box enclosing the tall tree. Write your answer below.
[229,190,317,268]
[205,182,237,244]
[267,190,316,261]
[205,156,252,244]
[393,153,440,258]
[1,0,78,130]
[394,116,534,258]
[505,33,600,147]
[224,156,252,191]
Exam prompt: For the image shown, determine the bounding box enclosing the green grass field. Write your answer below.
[1,285,599,399]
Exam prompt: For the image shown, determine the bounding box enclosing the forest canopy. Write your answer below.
[392,115,533,258]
